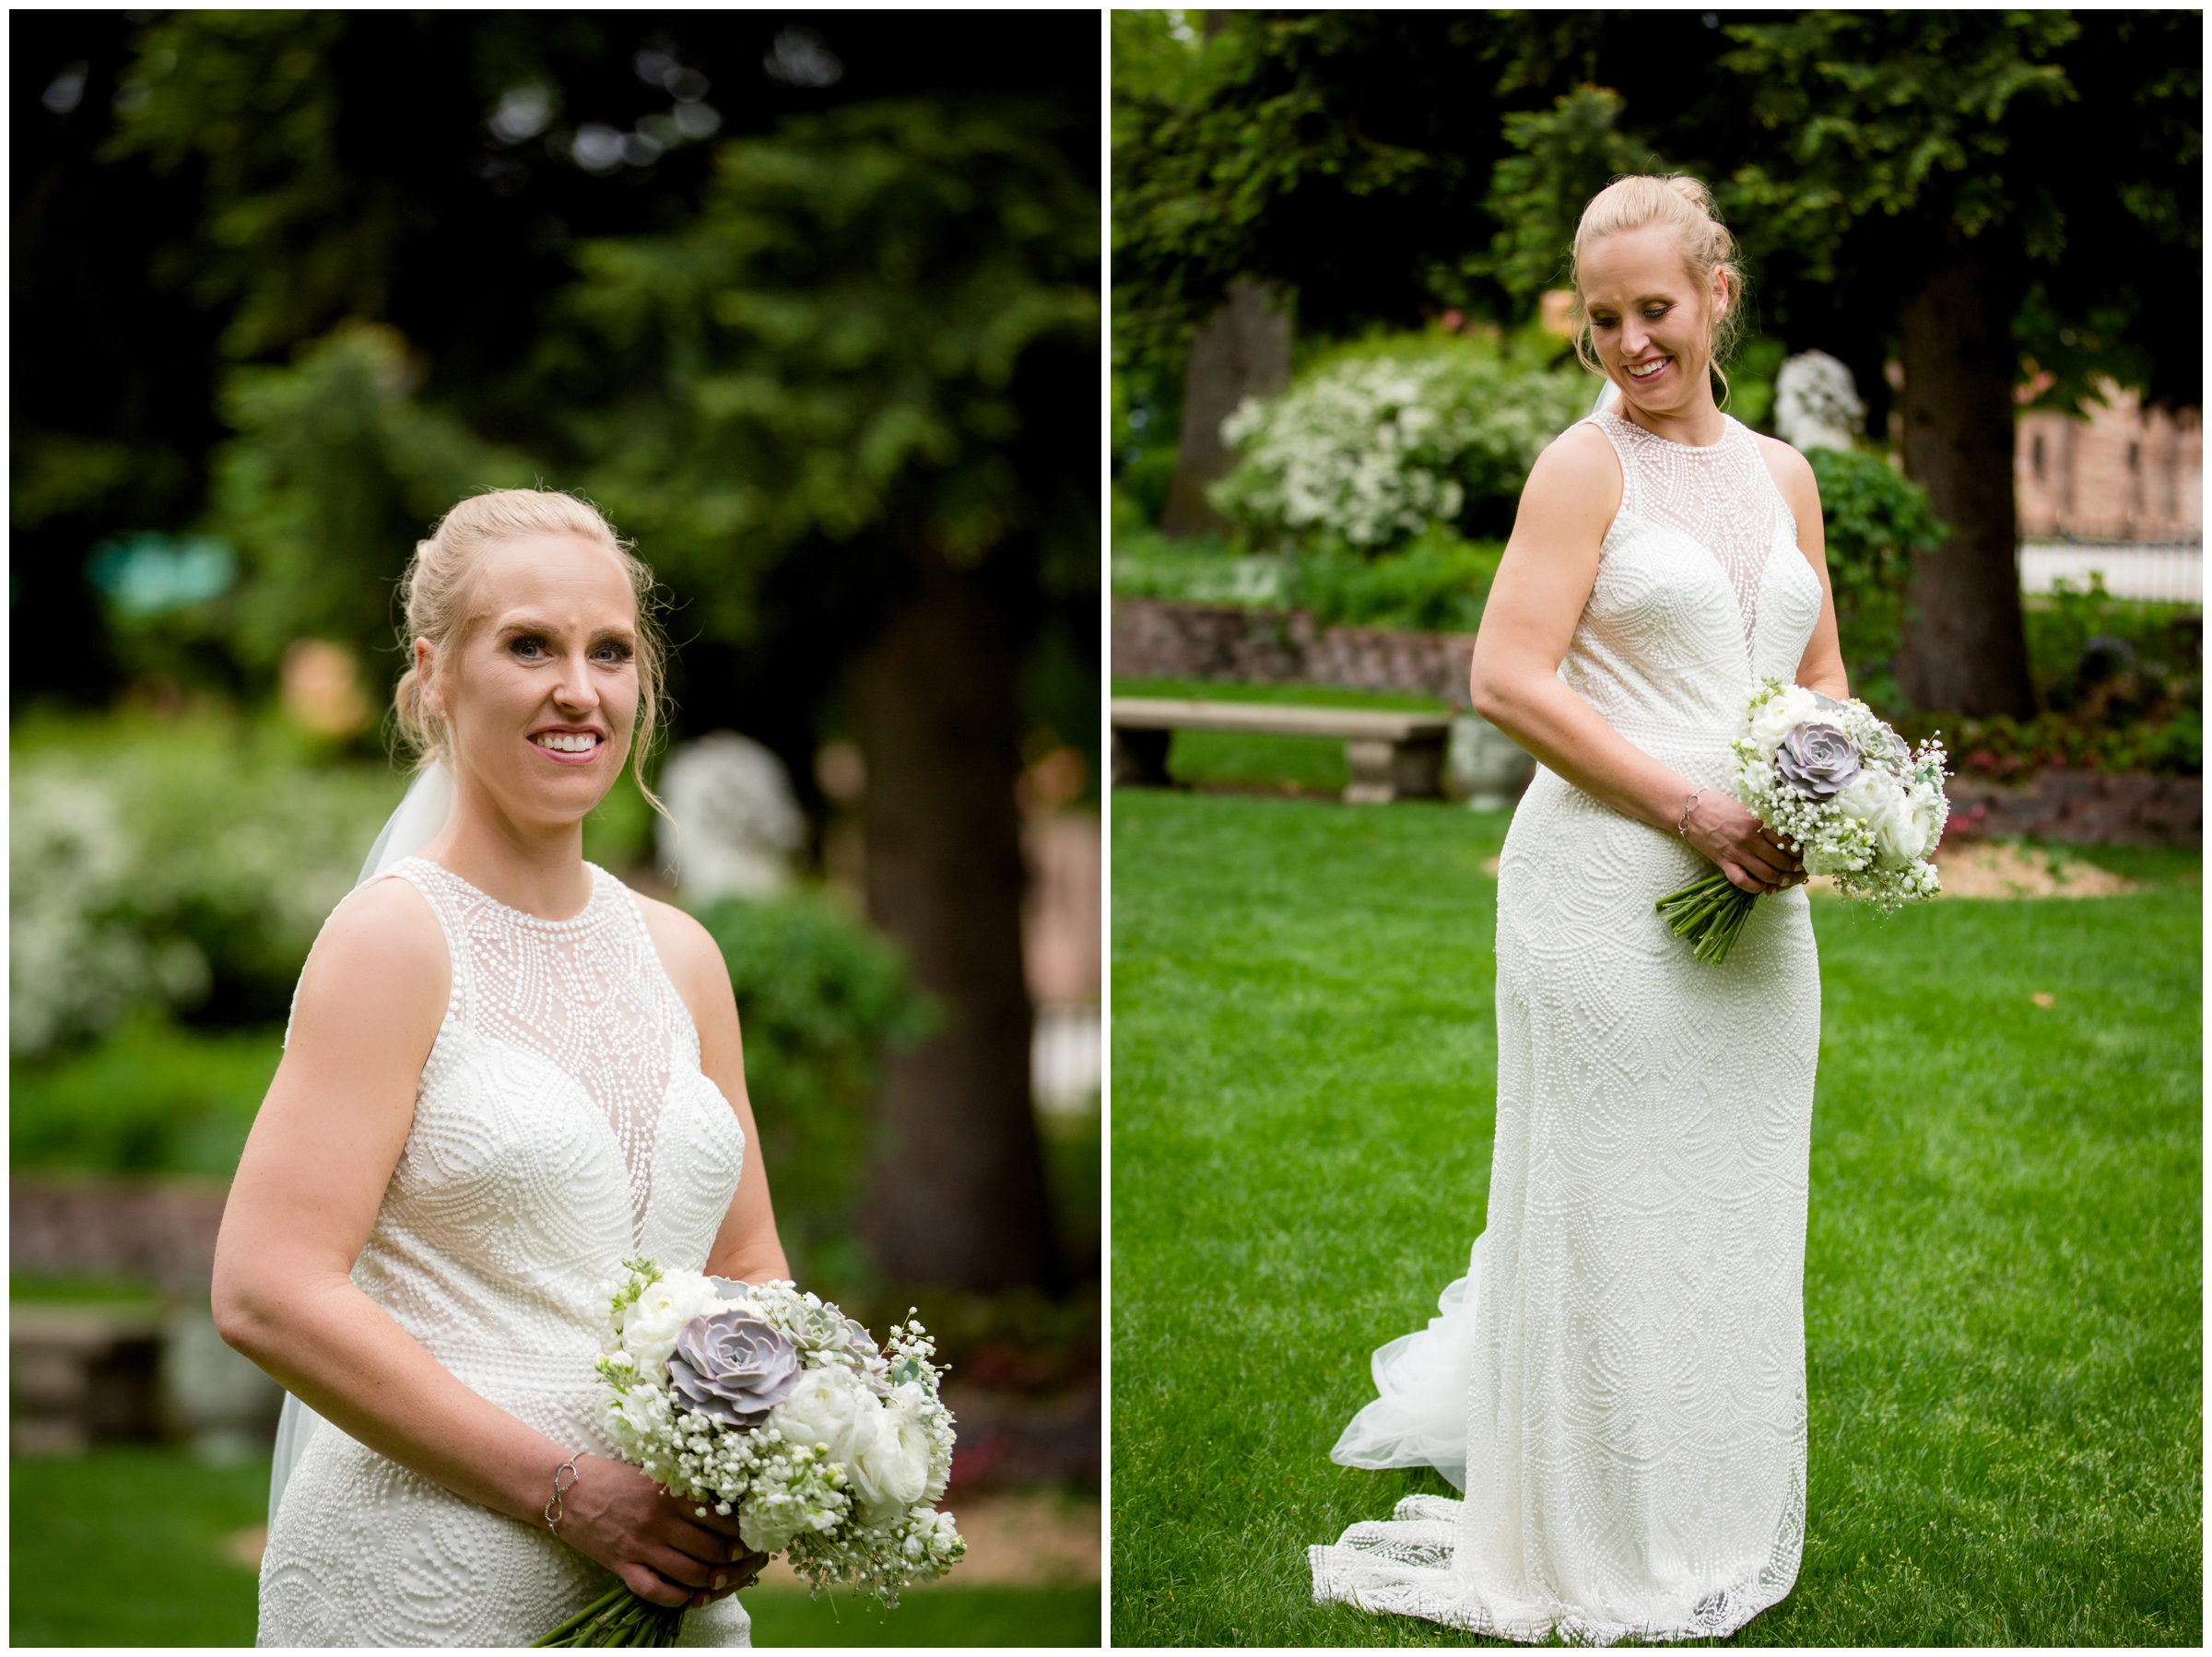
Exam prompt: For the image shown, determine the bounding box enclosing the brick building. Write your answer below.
[2016,381,2202,545]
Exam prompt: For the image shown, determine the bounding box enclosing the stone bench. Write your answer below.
[1110,697,1453,803]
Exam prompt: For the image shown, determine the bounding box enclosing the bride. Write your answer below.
[213,489,782,1645]
[1310,176,1848,1641]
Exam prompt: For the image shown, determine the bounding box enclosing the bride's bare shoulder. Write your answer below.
[627,888,737,1021]
[1512,418,1623,542]
[295,875,449,1025]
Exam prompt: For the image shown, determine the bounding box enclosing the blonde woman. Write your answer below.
[1311,176,1848,1641]
[214,491,783,1645]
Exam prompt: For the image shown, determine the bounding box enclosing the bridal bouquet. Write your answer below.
[534,1260,963,1647]
[1655,677,1948,963]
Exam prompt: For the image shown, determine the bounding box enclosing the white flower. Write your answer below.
[620,1272,733,1380]
[739,1489,810,1555]
[1746,684,1821,762]
[766,1365,881,1470]
[849,1384,933,1528]
[1832,770,1923,869]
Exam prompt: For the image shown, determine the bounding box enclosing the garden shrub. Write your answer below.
[691,891,935,1292]
[1209,329,1593,551]
[11,1017,281,1178]
[1805,447,1947,712]
[2024,576,2202,719]
[10,714,405,1054]
[1288,526,1501,633]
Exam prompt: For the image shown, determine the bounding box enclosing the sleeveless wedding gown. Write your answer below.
[1311,411,1827,1643]
[259,857,755,1647]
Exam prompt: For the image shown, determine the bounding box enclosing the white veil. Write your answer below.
[266,762,454,1531]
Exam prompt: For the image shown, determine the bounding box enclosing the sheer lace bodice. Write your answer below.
[259,859,753,1647]
[1311,415,1826,1643]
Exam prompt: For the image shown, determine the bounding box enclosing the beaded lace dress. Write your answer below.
[257,858,753,1647]
[1310,413,1827,1643]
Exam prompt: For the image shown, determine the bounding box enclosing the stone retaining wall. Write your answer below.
[1112,598,1477,706]
[12,1178,229,1299]
[1945,769,2200,847]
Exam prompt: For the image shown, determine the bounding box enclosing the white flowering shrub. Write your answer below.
[9,718,405,1055]
[1208,334,1594,551]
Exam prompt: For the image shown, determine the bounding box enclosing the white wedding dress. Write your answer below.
[258,856,755,1647]
[1311,411,1827,1643]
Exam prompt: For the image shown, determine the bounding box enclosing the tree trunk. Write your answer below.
[852,551,1063,1293]
[1159,275,1290,536]
[1895,252,2038,718]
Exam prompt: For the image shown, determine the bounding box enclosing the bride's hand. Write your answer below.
[1681,792,1802,896]
[556,1453,763,1609]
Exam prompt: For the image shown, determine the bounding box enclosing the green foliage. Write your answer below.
[1907,707,2201,781]
[1112,789,2201,1644]
[1806,448,1949,711]
[1717,13,2081,274]
[209,321,535,680]
[102,11,387,358]
[558,98,1100,642]
[1111,529,1282,607]
[581,762,659,876]
[9,713,406,1054]
[1112,11,1447,365]
[1477,85,1661,302]
[690,892,936,1292]
[1112,524,1500,637]
[12,1017,280,1178]
[1289,531,1500,634]
[1210,329,1594,552]
[2024,579,2203,720]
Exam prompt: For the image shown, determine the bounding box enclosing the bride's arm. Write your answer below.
[634,899,791,1286]
[213,879,748,1608]
[1469,424,1801,895]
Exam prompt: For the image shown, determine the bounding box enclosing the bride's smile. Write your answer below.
[418,531,641,846]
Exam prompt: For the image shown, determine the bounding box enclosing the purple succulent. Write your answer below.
[666,1306,804,1430]
[1774,722,1861,801]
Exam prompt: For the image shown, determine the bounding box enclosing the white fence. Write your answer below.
[2018,541,2203,604]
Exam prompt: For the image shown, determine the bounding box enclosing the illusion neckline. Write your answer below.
[398,855,614,932]
[1597,408,1741,453]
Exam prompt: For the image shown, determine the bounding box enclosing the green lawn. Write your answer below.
[9,1448,1097,1647]
[1110,790,2201,1646]
[1113,675,1454,796]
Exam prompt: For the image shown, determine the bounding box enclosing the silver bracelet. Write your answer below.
[1677,789,1704,836]
[546,1451,583,1533]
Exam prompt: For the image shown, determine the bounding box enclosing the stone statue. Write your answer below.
[655,731,807,900]
[1773,351,1865,452]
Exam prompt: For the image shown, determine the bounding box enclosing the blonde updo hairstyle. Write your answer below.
[393,488,667,806]
[1569,173,1747,403]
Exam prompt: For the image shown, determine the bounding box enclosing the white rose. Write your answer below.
[1908,781,1947,856]
[1835,771,1919,869]
[1746,684,1820,761]
[849,1384,933,1528]
[766,1365,879,1469]
[620,1272,729,1380]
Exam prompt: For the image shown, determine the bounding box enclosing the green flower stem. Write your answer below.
[533,1585,688,1648]
[1655,871,1759,964]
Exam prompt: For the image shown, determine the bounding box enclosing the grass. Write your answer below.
[8,1448,1097,1647]
[12,1447,270,1647]
[1113,676,1455,796]
[1110,790,2201,1646]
